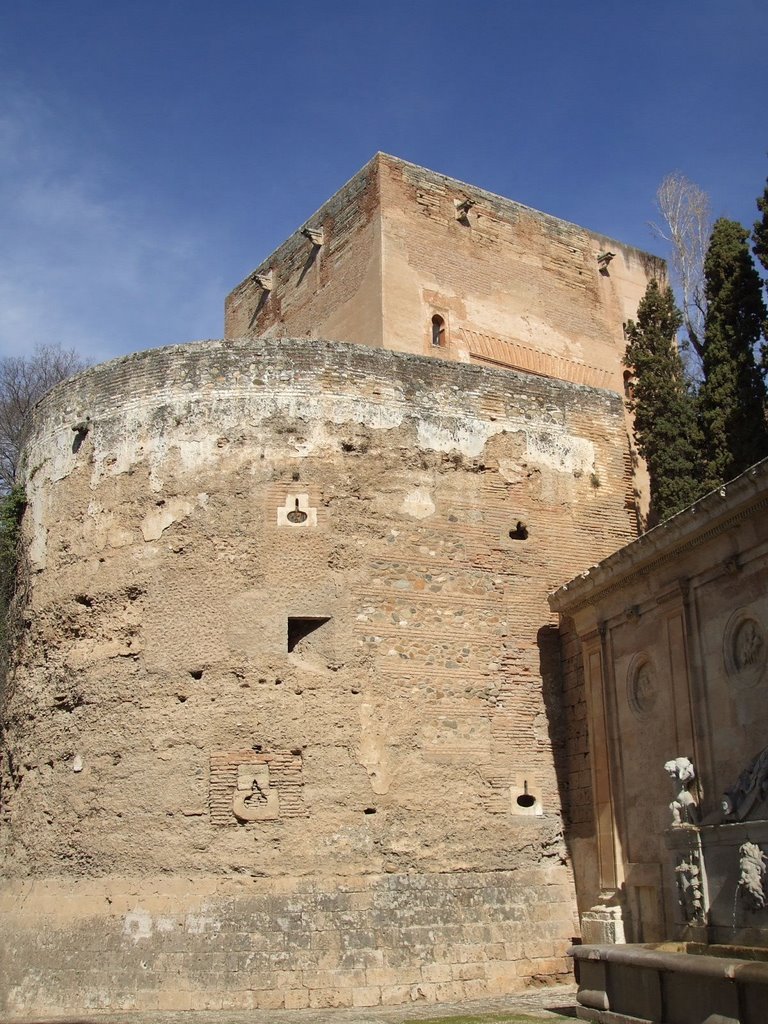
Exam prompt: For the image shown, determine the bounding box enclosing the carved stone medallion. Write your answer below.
[627,654,657,716]
[724,609,766,688]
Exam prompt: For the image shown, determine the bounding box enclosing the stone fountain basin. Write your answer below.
[570,942,768,1024]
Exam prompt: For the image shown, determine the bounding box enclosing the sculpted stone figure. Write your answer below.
[722,744,768,820]
[675,853,705,924]
[735,619,764,670]
[665,756,699,825]
[738,841,767,911]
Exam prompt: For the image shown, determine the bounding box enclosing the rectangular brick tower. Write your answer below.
[225,153,663,398]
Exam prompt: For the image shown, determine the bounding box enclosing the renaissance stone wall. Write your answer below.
[550,461,768,945]
[1,338,636,1015]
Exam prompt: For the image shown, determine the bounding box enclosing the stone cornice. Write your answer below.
[549,459,768,616]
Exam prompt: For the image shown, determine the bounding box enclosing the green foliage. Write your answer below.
[0,485,25,587]
[753,176,768,277]
[752,175,768,367]
[402,1014,573,1024]
[699,218,768,485]
[624,280,705,524]
[0,484,25,671]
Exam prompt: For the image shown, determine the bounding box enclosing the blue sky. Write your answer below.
[1,0,766,364]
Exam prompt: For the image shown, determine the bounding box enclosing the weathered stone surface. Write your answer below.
[1,337,635,1015]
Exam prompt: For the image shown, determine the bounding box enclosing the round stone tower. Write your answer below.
[1,337,635,1015]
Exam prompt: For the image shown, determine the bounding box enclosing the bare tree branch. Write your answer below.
[650,173,712,368]
[0,344,88,492]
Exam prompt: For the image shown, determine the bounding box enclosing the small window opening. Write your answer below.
[509,521,528,541]
[286,498,308,524]
[431,314,446,347]
[287,616,331,653]
[517,780,536,808]
[623,370,635,400]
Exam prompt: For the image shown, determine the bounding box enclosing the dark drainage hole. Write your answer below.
[517,793,536,808]
[364,808,377,815]
[509,521,528,540]
[286,498,308,524]
[189,669,204,680]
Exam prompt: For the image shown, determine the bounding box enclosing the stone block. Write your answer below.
[452,961,487,981]
[156,989,192,1011]
[254,988,285,1010]
[283,988,310,1009]
[421,962,452,983]
[380,984,412,1006]
[434,981,466,1002]
[462,977,491,999]
[366,966,409,987]
[351,985,381,1007]
[308,987,352,1009]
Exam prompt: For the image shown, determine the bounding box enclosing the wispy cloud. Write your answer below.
[0,91,224,364]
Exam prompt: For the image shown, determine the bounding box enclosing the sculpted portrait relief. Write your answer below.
[627,655,657,716]
[724,609,767,687]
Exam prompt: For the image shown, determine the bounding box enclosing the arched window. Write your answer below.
[431,314,446,347]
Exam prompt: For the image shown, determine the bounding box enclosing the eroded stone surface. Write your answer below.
[1,337,636,1015]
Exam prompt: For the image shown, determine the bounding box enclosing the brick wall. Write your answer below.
[224,158,383,347]
[225,154,663,400]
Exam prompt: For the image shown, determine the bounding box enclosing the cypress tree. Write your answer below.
[753,176,768,277]
[624,280,704,524]
[753,176,768,366]
[698,218,768,485]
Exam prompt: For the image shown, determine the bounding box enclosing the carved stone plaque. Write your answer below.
[233,764,280,821]
[277,493,317,528]
[209,750,305,826]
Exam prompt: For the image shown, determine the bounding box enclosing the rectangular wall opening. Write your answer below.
[287,616,332,653]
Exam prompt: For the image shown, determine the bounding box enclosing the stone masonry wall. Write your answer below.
[555,616,598,914]
[1,869,575,1013]
[1,338,634,1014]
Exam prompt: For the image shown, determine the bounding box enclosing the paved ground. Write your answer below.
[10,984,578,1024]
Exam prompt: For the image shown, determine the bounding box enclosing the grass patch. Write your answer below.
[403,1013,574,1024]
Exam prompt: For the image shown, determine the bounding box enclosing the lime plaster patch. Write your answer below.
[400,486,435,519]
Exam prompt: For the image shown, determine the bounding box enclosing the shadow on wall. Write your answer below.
[537,621,595,906]
[537,623,569,813]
